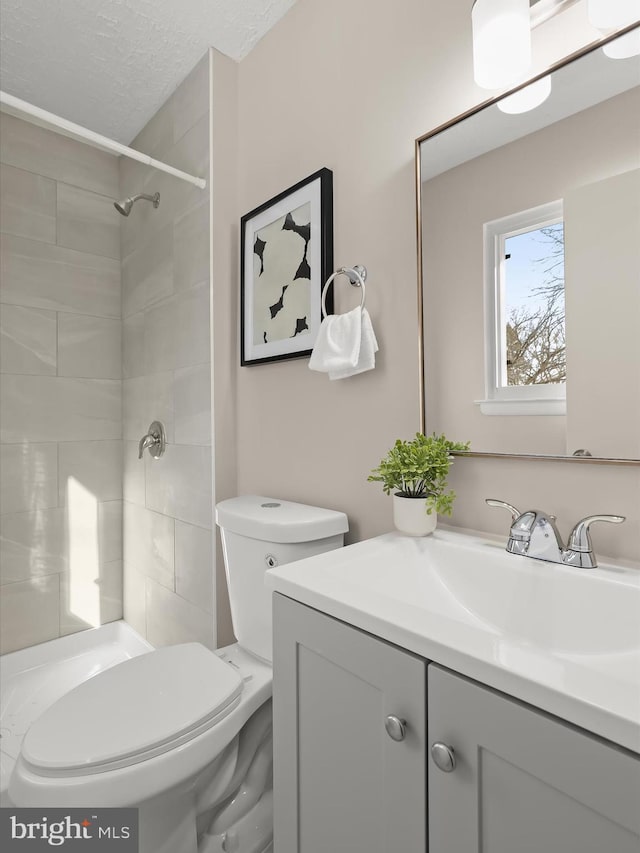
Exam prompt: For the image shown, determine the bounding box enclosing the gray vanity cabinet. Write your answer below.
[273,593,639,853]
[428,664,640,853]
[272,593,426,853]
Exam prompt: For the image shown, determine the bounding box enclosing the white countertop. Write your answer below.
[266,529,640,753]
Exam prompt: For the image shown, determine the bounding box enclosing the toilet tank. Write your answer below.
[215,496,348,663]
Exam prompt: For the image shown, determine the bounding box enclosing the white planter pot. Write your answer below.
[392,494,437,537]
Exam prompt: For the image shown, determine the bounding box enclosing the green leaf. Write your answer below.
[367,433,470,516]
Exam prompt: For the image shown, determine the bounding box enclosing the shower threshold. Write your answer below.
[0,620,152,803]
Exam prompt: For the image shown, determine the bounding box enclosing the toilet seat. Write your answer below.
[22,644,243,776]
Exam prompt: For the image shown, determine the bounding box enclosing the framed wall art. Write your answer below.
[240,167,333,365]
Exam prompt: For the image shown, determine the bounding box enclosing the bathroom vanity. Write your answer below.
[266,530,640,853]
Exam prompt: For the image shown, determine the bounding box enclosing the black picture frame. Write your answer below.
[240,167,333,366]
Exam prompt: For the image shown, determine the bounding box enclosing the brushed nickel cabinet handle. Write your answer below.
[431,742,457,772]
[385,715,407,742]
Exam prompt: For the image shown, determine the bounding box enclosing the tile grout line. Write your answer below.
[0,304,121,322]
[57,570,61,641]
[54,175,58,247]
[2,371,122,380]
[0,157,119,200]
[56,439,60,511]
[2,230,121,266]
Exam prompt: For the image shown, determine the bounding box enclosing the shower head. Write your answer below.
[114,198,134,216]
[114,192,160,217]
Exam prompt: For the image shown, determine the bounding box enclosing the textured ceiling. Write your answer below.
[0,0,297,144]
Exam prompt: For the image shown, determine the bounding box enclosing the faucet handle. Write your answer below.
[485,499,521,522]
[138,420,166,460]
[567,514,625,553]
[138,434,156,459]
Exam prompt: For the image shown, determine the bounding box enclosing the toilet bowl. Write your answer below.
[8,496,348,853]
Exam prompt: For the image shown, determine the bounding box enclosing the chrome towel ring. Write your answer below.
[321,265,367,318]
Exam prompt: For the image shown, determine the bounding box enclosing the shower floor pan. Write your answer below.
[0,620,152,802]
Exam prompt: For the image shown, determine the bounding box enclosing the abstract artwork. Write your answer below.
[240,168,333,365]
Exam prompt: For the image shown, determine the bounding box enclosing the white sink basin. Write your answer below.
[266,528,640,752]
[322,532,640,655]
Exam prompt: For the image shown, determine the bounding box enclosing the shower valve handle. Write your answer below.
[138,421,166,460]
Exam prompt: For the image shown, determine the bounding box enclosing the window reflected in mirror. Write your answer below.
[504,222,565,389]
[485,201,566,409]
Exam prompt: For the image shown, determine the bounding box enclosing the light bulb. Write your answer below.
[587,0,639,30]
[497,76,552,114]
[472,0,532,90]
[603,29,640,58]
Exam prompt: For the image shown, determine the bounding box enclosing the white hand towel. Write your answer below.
[308,307,378,379]
[328,308,378,380]
[309,306,362,373]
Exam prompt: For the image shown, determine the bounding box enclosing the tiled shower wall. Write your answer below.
[120,55,215,649]
[0,115,123,654]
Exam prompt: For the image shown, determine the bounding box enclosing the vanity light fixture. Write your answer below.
[471,0,532,89]
[497,74,552,113]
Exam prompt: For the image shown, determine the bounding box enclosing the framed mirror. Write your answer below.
[417,25,640,464]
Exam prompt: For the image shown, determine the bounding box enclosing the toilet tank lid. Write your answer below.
[216,495,348,543]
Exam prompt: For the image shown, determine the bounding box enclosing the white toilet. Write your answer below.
[8,496,348,853]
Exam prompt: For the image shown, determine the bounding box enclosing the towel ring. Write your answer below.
[321,265,367,318]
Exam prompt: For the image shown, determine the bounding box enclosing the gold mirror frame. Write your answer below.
[415,22,640,467]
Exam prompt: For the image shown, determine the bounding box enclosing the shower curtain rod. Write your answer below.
[0,91,207,190]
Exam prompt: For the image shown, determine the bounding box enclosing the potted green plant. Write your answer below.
[368,432,470,536]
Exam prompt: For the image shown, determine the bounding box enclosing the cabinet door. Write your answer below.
[273,593,426,853]
[428,664,640,853]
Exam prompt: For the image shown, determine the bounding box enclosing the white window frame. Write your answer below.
[477,200,566,416]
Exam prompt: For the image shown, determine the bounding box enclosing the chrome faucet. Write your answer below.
[486,499,625,569]
[138,420,166,460]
